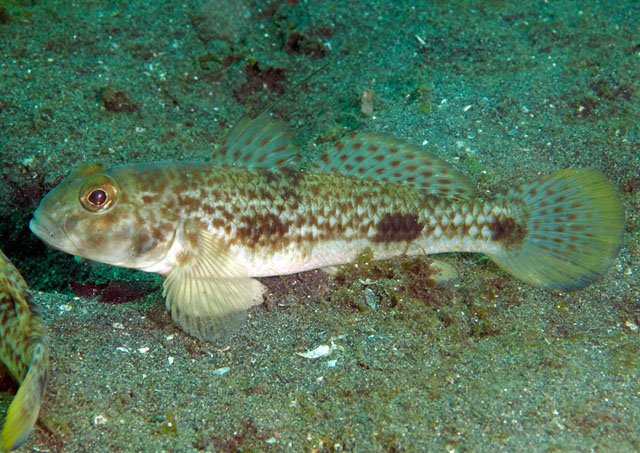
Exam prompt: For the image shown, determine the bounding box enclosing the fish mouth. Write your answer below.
[29,212,75,253]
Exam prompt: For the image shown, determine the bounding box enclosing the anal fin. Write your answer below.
[163,225,265,342]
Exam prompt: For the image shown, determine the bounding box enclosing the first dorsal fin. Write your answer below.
[212,112,300,169]
[313,132,477,199]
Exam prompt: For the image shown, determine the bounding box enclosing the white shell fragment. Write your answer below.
[361,89,374,116]
[296,340,340,359]
[363,287,377,309]
[296,344,331,359]
[624,320,638,332]
[429,259,460,286]
[93,414,108,425]
[212,367,230,375]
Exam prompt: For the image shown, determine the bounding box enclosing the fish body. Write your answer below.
[29,114,624,341]
[0,250,49,451]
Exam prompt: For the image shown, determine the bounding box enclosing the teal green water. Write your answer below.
[0,0,639,451]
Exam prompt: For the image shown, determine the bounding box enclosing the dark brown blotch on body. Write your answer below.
[490,216,526,246]
[373,213,424,243]
[236,213,290,248]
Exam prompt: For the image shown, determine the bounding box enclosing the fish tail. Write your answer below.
[488,169,624,290]
[1,337,49,452]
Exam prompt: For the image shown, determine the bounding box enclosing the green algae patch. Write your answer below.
[332,248,439,305]
[610,341,640,375]
[329,248,518,346]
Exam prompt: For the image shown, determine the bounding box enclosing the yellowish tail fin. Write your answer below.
[1,341,49,451]
[489,169,624,290]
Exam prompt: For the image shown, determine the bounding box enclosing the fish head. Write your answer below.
[30,162,175,270]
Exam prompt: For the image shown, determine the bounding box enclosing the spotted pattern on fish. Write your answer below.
[101,163,525,268]
[29,113,624,342]
[0,250,49,451]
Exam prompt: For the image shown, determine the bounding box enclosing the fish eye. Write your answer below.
[88,189,107,206]
[79,176,118,212]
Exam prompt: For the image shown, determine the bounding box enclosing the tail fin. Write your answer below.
[489,169,624,290]
[1,340,49,451]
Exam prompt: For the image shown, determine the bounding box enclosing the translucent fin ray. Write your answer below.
[0,250,49,451]
[1,342,49,451]
[163,226,265,341]
[489,169,624,290]
[313,132,477,199]
[212,113,300,169]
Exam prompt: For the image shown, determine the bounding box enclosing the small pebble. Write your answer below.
[624,320,638,332]
[213,367,230,375]
[361,89,374,116]
[94,414,108,425]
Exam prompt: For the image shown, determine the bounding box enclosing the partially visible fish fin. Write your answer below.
[0,250,49,451]
[313,132,477,199]
[489,169,624,290]
[163,224,265,341]
[0,252,31,335]
[1,341,49,452]
[212,112,300,169]
[320,265,342,276]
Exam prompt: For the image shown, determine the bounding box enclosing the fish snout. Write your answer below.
[29,211,74,252]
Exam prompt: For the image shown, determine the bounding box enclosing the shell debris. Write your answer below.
[295,338,343,359]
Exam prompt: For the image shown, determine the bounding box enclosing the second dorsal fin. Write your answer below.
[313,132,477,199]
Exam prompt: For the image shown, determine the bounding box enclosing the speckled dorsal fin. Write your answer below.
[163,223,265,342]
[313,132,478,199]
[212,112,300,169]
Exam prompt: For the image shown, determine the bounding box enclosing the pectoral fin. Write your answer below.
[163,226,265,341]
